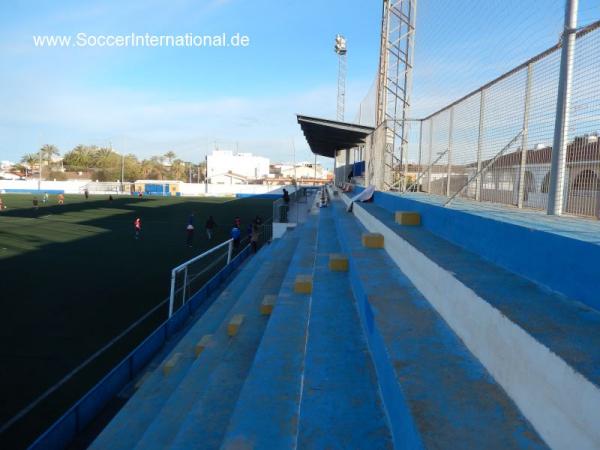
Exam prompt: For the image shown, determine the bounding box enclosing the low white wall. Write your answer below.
[179,183,288,196]
[0,180,294,197]
[0,179,89,193]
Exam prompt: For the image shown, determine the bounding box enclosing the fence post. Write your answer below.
[475,90,486,201]
[517,63,534,208]
[446,107,454,197]
[168,269,176,318]
[417,120,423,191]
[227,240,233,264]
[182,266,188,304]
[548,0,579,215]
[427,120,434,193]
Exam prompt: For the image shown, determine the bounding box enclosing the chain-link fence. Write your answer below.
[413,20,600,219]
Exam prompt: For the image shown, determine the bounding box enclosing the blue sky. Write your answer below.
[1,0,598,166]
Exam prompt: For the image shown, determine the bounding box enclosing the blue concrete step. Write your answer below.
[168,235,300,450]
[296,206,392,449]
[133,233,298,449]
[330,198,547,449]
[221,215,318,449]
[350,198,600,449]
[90,242,279,450]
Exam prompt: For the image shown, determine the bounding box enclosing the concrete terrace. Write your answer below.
[83,186,600,450]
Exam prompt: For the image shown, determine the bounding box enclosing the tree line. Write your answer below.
[18,145,206,182]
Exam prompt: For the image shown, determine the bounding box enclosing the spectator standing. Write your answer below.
[206,215,216,239]
[230,225,241,249]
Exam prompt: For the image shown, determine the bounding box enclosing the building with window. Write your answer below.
[206,150,269,182]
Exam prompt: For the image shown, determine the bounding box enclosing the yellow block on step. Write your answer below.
[362,233,384,248]
[260,295,277,315]
[195,334,213,357]
[163,352,182,376]
[328,253,349,271]
[395,211,421,226]
[228,314,244,336]
[294,275,313,294]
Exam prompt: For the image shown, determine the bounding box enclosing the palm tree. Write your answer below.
[141,159,154,178]
[93,147,115,168]
[40,144,59,165]
[21,153,39,176]
[164,151,176,165]
[171,159,186,180]
[63,145,94,170]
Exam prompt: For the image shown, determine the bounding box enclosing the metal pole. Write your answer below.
[121,152,125,193]
[548,0,579,215]
[416,120,423,191]
[38,148,42,191]
[168,269,176,318]
[227,240,233,264]
[517,63,533,208]
[205,155,208,194]
[427,120,433,193]
[475,90,486,201]
[446,107,454,197]
[314,154,317,185]
[182,267,188,304]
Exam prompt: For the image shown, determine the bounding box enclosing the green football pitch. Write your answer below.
[0,193,274,446]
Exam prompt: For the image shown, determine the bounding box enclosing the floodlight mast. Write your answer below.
[334,34,347,122]
[375,0,417,191]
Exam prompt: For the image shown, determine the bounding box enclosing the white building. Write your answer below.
[277,162,330,179]
[207,150,269,182]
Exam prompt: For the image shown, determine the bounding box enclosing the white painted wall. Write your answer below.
[0,179,293,197]
[0,179,89,193]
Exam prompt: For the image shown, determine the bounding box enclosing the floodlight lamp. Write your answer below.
[334,34,347,55]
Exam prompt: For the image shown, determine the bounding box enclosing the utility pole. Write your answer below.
[120,150,125,193]
[291,139,297,182]
[38,147,43,191]
[548,0,578,215]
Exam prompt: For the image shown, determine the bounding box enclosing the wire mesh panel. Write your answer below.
[449,93,482,200]
[426,109,451,196]
[519,50,561,210]
[476,67,527,206]
[565,26,600,218]
[403,121,422,191]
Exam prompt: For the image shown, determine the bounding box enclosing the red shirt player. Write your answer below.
[134,217,142,239]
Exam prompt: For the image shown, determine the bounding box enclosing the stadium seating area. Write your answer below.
[86,186,600,450]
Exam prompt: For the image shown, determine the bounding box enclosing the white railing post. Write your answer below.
[446,107,454,197]
[227,240,233,264]
[475,89,486,201]
[548,0,579,215]
[182,267,188,304]
[517,63,534,208]
[168,269,176,318]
